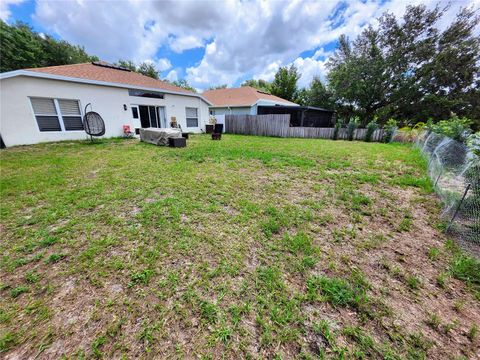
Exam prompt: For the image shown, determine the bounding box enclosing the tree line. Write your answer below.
[242,5,480,130]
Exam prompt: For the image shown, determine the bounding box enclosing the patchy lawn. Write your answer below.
[0,135,479,359]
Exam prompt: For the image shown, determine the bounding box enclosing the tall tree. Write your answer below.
[115,59,137,71]
[137,62,160,79]
[306,77,335,110]
[208,84,228,90]
[171,79,197,93]
[241,79,271,93]
[270,65,300,102]
[327,4,480,126]
[0,20,97,73]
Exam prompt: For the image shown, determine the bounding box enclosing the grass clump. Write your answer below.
[10,286,29,298]
[129,269,154,287]
[307,273,368,308]
[450,254,480,287]
[45,253,66,264]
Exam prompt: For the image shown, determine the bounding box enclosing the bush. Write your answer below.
[431,114,472,142]
[347,117,359,141]
[383,118,397,143]
[333,119,343,140]
[365,120,378,142]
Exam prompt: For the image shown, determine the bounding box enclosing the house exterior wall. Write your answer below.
[209,100,300,118]
[210,106,253,116]
[0,76,209,147]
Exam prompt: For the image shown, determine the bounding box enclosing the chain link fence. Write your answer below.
[416,131,479,245]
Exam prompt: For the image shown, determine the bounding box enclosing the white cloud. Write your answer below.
[293,56,329,88]
[27,0,479,90]
[0,0,24,21]
[169,35,204,53]
[166,69,178,82]
[156,58,172,71]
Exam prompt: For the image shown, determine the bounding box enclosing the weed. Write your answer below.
[426,313,441,329]
[406,275,421,290]
[45,253,66,264]
[10,286,29,298]
[91,335,106,358]
[129,269,154,287]
[199,300,218,324]
[428,247,440,261]
[212,326,232,344]
[468,324,478,341]
[25,271,40,283]
[398,217,413,232]
[38,236,58,248]
[436,272,448,288]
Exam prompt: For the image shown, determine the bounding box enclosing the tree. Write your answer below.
[115,59,137,71]
[305,77,335,109]
[327,4,480,126]
[0,20,97,73]
[270,65,300,102]
[172,79,197,93]
[241,79,271,93]
[208,84,228,90]
[137,62,160,79]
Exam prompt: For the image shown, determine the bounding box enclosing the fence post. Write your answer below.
[446,183,471,232]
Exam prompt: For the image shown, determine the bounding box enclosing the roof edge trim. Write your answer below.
[0,70,212,105]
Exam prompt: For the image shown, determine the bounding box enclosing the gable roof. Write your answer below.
[0,62,211,104]
[202,86,298,107]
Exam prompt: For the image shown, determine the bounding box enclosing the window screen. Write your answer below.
[186,107,198,127]
[31,98,57,115]
[63,116,84,131]
[30,98,61,131]
[36,116,62,132]
[58,99,83,131]
[58,99,80,115]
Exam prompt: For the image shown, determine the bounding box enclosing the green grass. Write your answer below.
[0,135,477,359]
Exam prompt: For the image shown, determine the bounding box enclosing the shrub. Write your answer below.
[364,120,378,142]
[347,117,359,141]
[333,119,343,140]
[383,118,397,143]
[431,114,472,142]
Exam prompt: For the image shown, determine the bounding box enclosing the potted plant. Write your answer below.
[206,115,216,134]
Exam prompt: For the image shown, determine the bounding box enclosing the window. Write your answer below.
[186,107,198,127]
[128,89,164,99]
[30,97,83,132]
[30,98,61,131]
[58,99,83,130]
[132,107,139,119]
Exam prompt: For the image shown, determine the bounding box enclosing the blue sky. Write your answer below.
[1,0,476,90]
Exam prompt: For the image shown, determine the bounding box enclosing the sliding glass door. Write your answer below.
[138,105,166,128]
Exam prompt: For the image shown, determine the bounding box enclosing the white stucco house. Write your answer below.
[0,61,211,147]
[202,86,299,116]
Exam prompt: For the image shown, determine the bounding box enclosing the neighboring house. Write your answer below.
[202,86,299,116]
[202,86,335,128]
[0,61,211,147]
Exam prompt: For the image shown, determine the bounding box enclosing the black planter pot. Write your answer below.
[206,125,214,134]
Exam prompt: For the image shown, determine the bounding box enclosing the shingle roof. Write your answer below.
[202,86,298,107]
[25,62,194,95]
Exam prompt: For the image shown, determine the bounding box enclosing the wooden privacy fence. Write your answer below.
[224,114,385,141]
